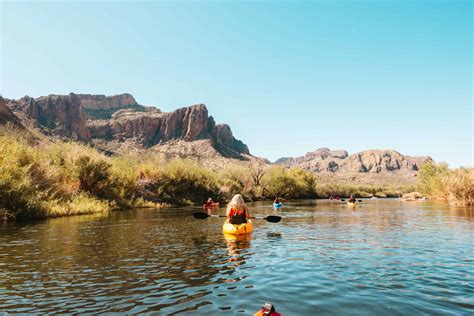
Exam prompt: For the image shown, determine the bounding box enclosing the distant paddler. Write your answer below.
[347,194,357,207]
[203,197,219,208]
[254,302,282,316]
[273,197,283,208]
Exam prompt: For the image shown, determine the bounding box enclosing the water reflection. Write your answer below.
[1,200,473,315]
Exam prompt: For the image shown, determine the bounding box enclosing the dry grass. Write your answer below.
[418,163,473,205]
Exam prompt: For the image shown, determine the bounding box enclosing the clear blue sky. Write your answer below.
[1,0,472,167]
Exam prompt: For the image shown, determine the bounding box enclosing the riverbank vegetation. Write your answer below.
[417,163,473,205]
[3,130,461,220]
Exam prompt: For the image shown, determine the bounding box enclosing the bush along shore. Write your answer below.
[416,163,473,205]
[2,131,471,221]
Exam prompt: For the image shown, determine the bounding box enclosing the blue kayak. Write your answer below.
[273,202,282,208]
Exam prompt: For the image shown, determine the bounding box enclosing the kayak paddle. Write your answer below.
[192,212,282,223]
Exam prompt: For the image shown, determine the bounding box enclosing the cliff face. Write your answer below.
[0,97,23,128]
[77,93,137,110]
[75,93,150,120]
[87,103,249,156]
[276,148,433,174]
[8,93,90,141]
[7,93,249,157]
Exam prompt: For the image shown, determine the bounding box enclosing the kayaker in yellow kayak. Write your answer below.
[226,194,250,224]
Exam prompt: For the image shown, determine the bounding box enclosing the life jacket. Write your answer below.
[228,208,247,224]
[254,310,282,316]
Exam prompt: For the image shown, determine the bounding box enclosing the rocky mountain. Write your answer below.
[275,147,433,185]
[276,147,432,174]
[0,97,23,128]
[7,94,91,141]
[77,93,149,120]
[5,93,249,158]
[3,92,435,185]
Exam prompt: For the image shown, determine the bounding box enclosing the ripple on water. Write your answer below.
[0,201,473,315]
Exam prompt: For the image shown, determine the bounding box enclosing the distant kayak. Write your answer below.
[203,202,219,208]
[273,202,282,208]
[223,219,253,235]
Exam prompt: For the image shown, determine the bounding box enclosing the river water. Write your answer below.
[1,200,473,315]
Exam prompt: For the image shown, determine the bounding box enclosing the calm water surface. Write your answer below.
[1,200,473,315]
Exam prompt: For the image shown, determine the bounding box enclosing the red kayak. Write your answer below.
[203,202,219,208]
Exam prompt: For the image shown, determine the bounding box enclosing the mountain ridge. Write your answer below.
[1,93,435,185]
[4,93,249,159]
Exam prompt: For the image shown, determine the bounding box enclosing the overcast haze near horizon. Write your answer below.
[2,1,472,167]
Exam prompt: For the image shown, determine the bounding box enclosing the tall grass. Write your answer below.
[417,163,473,205]
[0,132,112,220]
[138,159,221,205]
[5,128,471,221]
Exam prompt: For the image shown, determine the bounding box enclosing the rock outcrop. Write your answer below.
[0,97,23,128]
[87,103,249,156]
[8,93,90,141]
[77,93,137,110]
[340,150,432,173]
[275,148,349,172]
[276,148,433,174]
[7,93,249,157]
[75,93,151,119]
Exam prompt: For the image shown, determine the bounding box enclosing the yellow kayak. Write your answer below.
[223,219,253,235]
[347,202,356,207]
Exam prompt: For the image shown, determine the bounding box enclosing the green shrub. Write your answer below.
[263,166,317,199]
[219,166,255,200]
[417,163,473,205]
[417,162,449,197]
[141,159,221,205]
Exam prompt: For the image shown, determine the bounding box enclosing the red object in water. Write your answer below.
[203,202,219,208]
[254,310,282,316]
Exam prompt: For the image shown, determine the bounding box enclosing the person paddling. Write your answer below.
[348,194,356,203]
[226,194,250,225]
[204,197,214,207]
[254,302,282,316]
[274,197,281,204]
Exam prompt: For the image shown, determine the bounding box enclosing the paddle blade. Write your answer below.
[193,212,210,219]
[265,215,282,223]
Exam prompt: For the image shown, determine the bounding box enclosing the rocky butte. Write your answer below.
[4,93,249,159]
